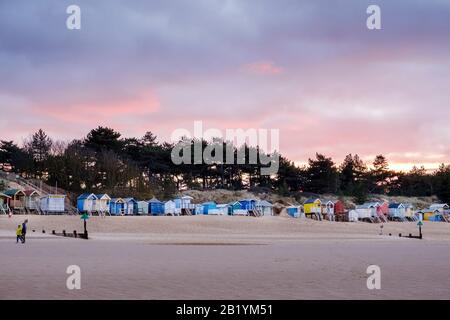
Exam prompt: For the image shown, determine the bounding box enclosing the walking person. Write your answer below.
[21,219,28,243]
[16,225,23,243]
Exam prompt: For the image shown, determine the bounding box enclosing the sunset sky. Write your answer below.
[1,0,450,171]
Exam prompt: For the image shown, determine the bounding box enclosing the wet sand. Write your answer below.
[1,215,449,299]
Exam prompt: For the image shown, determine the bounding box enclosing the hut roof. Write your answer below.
[4,189,25,197]
[304,198,320,204]
[96,194,111,200]
[358,202,379,209]
[24,190,40,196]
[110,198,125,203]
[124,197,137,204]
[256,200,273,207]
[430,203,449,209]
[77,193,97,200]
[0,192,11,198]
[148,197,163,203]
[389,203,404,209]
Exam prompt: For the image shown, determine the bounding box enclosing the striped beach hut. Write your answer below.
[77,193,97,213]
[148,198,164,215]
[124,198,138,215]
[94,194,111,213]
[109,198,125,215]
[174,196,195,215]
[40,194,66,214]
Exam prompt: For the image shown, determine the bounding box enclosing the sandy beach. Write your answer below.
[1,215,449,300]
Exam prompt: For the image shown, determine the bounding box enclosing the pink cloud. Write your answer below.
[243,61,284,75]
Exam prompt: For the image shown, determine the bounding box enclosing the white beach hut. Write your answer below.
[40,194,66,214]
[94,194,111,213]
[164,200,176,215]
[137,200,149,215]
[388,203,406,220]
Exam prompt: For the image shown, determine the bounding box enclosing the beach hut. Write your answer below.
[388,203,406,221]
[164,200,176,215]
[94,194,111,214]
[109,198,125,215]
[124,198,138,215]
[355,202,378,222]
[4,189,26,212]
[137,200,149,215]
[348,210,359,222]
[174,196,195,215]
[148,198,164,215]
[200,201,217,215]
[429,203,449,214]
[208,203,229,215]
[255,200,273,216]
[239,199,269,216]
[0,192,11,214]
[304,198,322,219]
[403,203,416,221]
[333,200,345,215]
[320,199,335,221]
[287,206,304,218]
[39,194,66,214]
[228,201,248,216]
[77,193,98,213]
[239,199,256,210]
[376,201,389,222]
[24,190,40,212]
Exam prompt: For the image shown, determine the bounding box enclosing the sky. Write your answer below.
[1,0,450,171]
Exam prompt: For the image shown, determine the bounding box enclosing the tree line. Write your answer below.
[1,127,450,203]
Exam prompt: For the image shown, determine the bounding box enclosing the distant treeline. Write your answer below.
[1,127,450,203]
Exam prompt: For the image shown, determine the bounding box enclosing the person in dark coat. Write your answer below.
[21,219,28,243]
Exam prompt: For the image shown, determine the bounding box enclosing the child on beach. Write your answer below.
[16,225,23,243]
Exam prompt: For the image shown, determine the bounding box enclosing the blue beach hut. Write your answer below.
[109,198,125,215]
[148,197,164,215]
[124,198,138,215]
[201,201,217,215]
[238,199,257,211]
